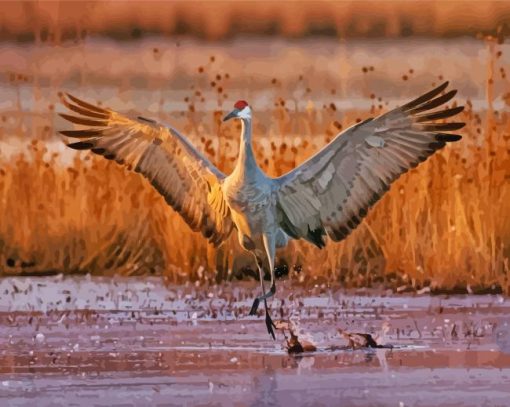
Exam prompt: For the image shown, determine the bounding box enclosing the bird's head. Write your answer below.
[222,100,251,122]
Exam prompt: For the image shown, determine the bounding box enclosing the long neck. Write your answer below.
[234,118,259,175]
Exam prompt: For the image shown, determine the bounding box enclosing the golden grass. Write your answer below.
[1,86,509,293]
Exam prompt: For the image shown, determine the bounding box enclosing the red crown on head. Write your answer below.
[234,100,249,110]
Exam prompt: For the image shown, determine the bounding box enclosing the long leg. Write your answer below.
[262,233,277,339]
[248,234,277,339]
[248,253,276,338]
[259,233,277,301]
[249,254,266,316]
[249,275,276,340]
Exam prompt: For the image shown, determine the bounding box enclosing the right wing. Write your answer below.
[275,82,464,248]
[59,94,234,246]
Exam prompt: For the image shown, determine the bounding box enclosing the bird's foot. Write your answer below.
[249,297,260,316]
[265,311,276,340]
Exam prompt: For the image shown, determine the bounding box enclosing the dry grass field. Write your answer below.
[0,3,509,294]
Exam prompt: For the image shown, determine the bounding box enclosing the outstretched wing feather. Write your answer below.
[60,94,233,246]
[276,82,464,247]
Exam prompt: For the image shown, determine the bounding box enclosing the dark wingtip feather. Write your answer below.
[428,141,446,150]
[307,225,326,249]
[91,147,106,155]
[409,90,458,115]
[65,93,108,114]
[419,122,466,132]
[59,113,108,127]
[415,105,465,122]
[62,97,110,119]
[59,129,103,138]
[435,133,462,142]
[401,81,450,111]
[67,141,95,150]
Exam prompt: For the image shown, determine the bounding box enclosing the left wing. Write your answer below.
[275,81,464,248]
[59,94,234,246]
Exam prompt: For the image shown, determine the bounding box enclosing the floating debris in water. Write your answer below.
[338,329,380,349]
[275,320,317,354]
[35,332,45,344]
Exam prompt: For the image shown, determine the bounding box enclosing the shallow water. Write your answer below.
[0,276,509,406]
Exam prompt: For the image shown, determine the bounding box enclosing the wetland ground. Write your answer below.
[1,276,509,406]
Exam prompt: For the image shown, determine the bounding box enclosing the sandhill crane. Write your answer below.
[59,81,464,339]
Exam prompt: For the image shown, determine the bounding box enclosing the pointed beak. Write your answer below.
[222,109,239,122]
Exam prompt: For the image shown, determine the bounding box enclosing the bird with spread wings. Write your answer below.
[60,81,464,338]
